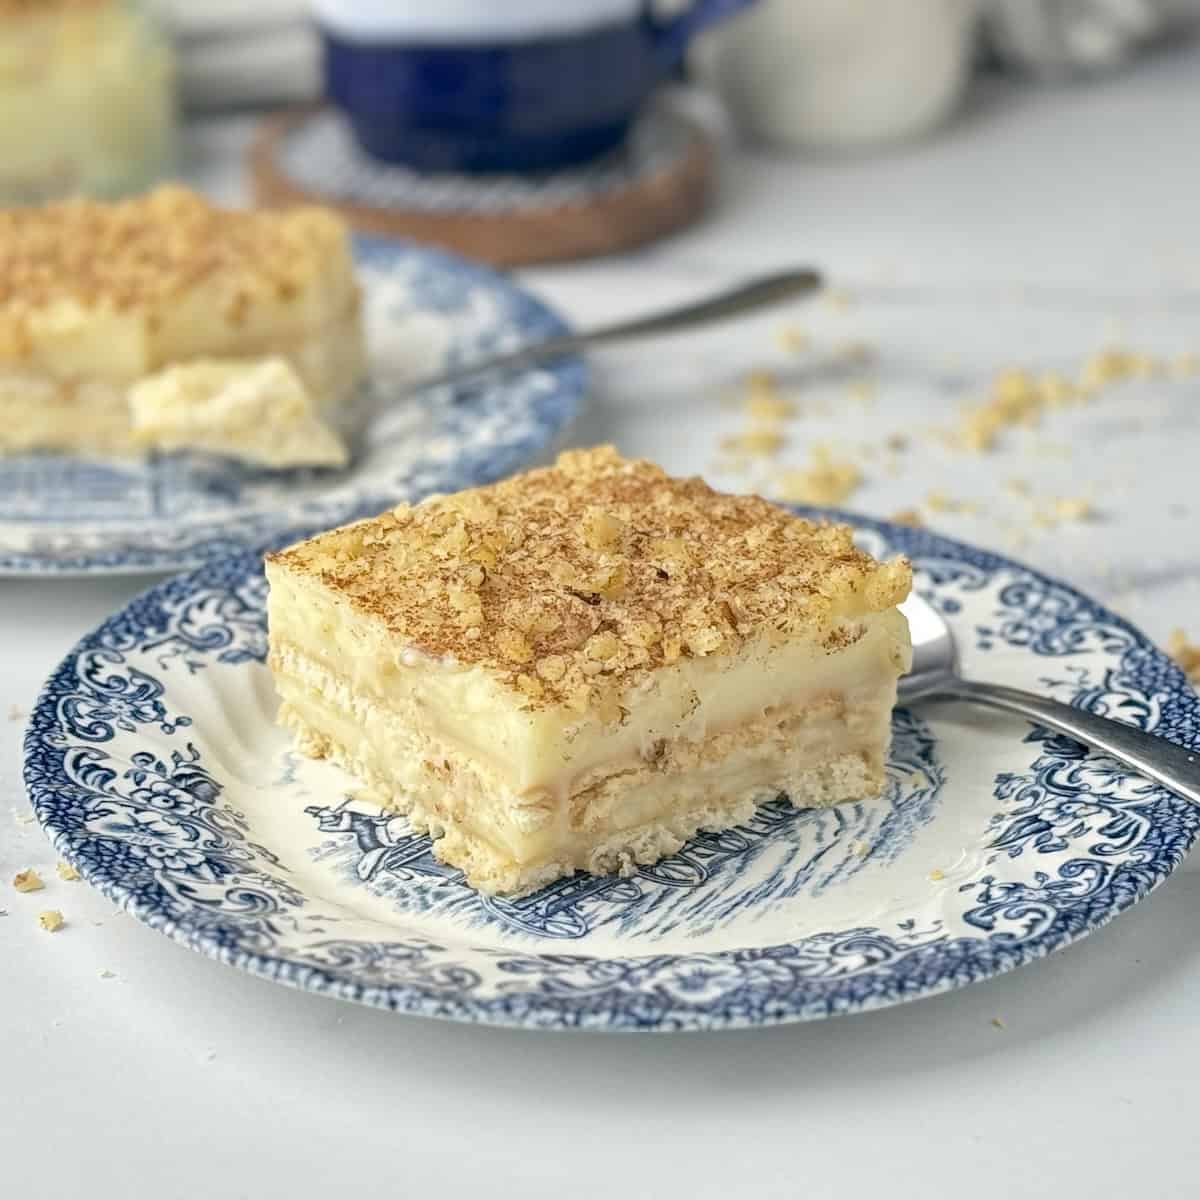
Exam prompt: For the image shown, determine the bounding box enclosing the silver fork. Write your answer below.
[898,593,1200,805]
[349,267,823,458]
[399,268,823,397]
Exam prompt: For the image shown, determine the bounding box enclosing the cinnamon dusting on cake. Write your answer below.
[269,447,911,713]
[0,186,349,323]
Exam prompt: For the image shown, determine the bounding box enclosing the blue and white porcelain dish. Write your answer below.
[25,515,1200,1032]
[0,235,585,577]
[314,0,757,171]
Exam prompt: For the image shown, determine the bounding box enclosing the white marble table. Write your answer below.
[4,45,1200,1200]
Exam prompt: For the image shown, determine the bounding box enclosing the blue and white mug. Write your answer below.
[312,0,758,173]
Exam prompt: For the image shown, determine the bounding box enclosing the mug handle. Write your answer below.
[649,0,759,64]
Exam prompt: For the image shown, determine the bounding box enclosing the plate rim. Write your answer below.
[0,233,586,578]
[23,511,1200,1032]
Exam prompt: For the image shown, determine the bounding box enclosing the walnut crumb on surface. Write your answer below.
[720,428,786,457]
[925,491,977,515]
[1048,497,1094,523]
[775,325,809,353]
[773,449,863,506]
[1169,351,1199,378]
[954,368,1046,452]
[1167,629,1200,682]
[1030,496,1095,528]
[991,1016,1007,1031]
[12,868,43,893]
[271,446,910,714]
[38,910,64,932]
[1079,348,1158,389]
[99,969,117,980]
[838,341,875,366]
[56,861,80,882]
[928,868,946,882]
[889,508,924,528]
[948,345,1181,453]
[743,372,796,424]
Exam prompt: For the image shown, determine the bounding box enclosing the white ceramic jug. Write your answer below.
[694,0,979,152]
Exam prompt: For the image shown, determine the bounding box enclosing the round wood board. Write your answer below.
[249,105,715,267]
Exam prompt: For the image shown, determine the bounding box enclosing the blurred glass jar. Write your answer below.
[984,0,1194,78]
[0,0,176,205]
[693,0,979,152]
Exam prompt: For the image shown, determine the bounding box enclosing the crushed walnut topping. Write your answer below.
[0,185,349,322]
[38,909,65,932]
[56,861,81,882]
[270,447,910,713]
[12,868,43,893]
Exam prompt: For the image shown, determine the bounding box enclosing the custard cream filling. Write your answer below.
[276,673,887,874]
[266,562,912,798]
[0,303,363,456]
[129,358,349,468]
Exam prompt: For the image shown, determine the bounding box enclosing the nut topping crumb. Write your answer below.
[773,448,863,505]
[0,185,349,320]
[271,447,909,715]
[776,325,809,353]
[1167,629,1200,682]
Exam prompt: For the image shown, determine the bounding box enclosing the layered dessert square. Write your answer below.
[0,185,363,458]
[265,447,913,895]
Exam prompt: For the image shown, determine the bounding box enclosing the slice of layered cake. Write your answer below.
[265,447,912,895]
[0,185,363,463]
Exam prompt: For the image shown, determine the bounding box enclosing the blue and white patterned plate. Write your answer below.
[24,514,1200,1031]
[0,237,585,576]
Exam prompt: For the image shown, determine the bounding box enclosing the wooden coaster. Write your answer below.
[249,105,714,267]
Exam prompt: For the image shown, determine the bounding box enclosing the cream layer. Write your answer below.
[0,302,364,456]
[129,358,349,469]
[276,661,893,894]
[266,556,911,797]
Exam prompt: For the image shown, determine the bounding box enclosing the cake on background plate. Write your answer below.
[0,184,363,463]
[265,447,913,895]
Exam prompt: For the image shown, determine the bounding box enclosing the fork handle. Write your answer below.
[401,268,823,396]
[933,678,1200,806]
